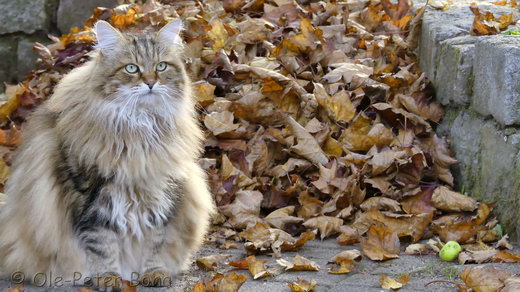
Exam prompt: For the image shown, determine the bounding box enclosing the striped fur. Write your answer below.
[0,21,214,285]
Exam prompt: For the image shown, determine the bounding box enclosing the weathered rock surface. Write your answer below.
[0,37,18,91]
[0,0,119,90]
[0,0,51,34]
[417,0,520,239]
[16,36,50,81]
[473,36,520,126]
[57,0,119,33]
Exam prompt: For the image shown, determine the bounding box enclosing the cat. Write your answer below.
[0,20,214,287]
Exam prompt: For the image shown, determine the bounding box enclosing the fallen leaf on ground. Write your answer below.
[495,235,513,250]
[246,255,272,279]
[502,276,520,292]
[380,274,411,290]
[196,254,232,271]
[460,265,511,292]
[265,206,304,229]
[302,216,342,239]
[327,250,362,274]
[404,243,429,255]
[190,272,247,292]
[277,255,320,271]
[288,279,317,292]
[360,225,400,261]
[492,250,520,263]
[431,186,478,212]
[337,225,360,245]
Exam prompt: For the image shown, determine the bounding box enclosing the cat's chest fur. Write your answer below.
[63,144,181,239]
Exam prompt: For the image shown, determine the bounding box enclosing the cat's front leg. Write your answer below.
[79,227,123,288]
[140,228,172,287]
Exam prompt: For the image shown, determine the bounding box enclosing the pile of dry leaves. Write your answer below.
[1,0,520,291]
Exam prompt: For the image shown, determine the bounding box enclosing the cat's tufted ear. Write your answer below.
[94,21,123,53]
[158,19,183,46]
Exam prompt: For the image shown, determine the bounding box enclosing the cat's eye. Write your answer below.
[156,62,167,72]
[125,64,139,74]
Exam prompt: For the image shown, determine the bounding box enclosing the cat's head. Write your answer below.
[92,20,189,109]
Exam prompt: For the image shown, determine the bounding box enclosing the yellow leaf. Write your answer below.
[288,279,317,292]
[324,91,356,123]
[208,20,228,51]
[193,82,216,106]
[1,84,23,122]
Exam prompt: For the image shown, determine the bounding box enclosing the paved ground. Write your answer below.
[1,239,519,291]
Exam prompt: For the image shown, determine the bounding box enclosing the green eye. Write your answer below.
[156,62,167,72]
[125,64,139,74]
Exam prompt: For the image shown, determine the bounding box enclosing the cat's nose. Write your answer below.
[144,80,156,89]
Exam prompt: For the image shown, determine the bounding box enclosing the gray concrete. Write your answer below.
[1,240,518,291]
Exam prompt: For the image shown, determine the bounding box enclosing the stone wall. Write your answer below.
[417,0,520,240]
[0,0,119,92]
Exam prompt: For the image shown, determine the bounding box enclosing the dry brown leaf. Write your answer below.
[495,235,513,250]
[204,111,240,136]
[404,243,429,255]
[265,206,304,229]
[287,116,328,165]
[397,94,443,123]
[369,150,407,176]
[360,197,401,212]
[492,250,520,263]
[470,7,514,35]
[240,223,312,256]
[297,192,324,219]
[401,186,436,214]
[327,250,362,274]
[220,190,263,229]
[337,225,360,245]
[277,255,320,271]
[353,210,432,242]
[341,116,394,151]
[433,221,486,243]
[380,274,411,290]
[246,255,272,279]
[458,250,498,265]
[502,277,520,292]
[460,266,511,292]
[431,186,478,212]
[190,272,247,292]
[228,257,249,270]
[288,279,317,292]
[281,230,316,252]
[320,90,356,123]
[196,254,232,271]
[322,63,373,86]
[360,225,400,261]
[193,82,216,106]
[303,216,343,239]
[269,158,313,177]
[219,240,238,250]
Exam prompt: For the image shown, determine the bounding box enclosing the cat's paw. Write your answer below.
[89,272,123,288]
[140,269,172,287]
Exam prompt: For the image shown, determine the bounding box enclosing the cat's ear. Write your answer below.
[158,19,183,45]
[94,21,123,53]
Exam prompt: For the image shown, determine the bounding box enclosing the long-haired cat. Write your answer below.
[0,20,214,287]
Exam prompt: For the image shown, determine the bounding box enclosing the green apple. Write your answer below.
[439,241,462,261]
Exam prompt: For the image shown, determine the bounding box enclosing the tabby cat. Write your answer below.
[0,20,214,287]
